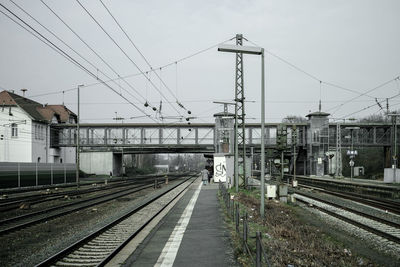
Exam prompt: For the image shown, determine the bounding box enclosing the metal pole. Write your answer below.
[250,146,254,180]
[18,162,20,188]
[281,150,284,183]
[351,129,354,179]
[293,144,296,183]
[51,163,53,185]
[335,123,339,177]
[260,49,265,218]
[256,231,261,267]
[76,85,82,187]
[235,103,239,193]
[392,115,397,181]
[36,161,38,186]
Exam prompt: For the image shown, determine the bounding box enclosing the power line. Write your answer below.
[9,0,146,108]
[75,0,182,116]
[0,2,157,122]
[328,75,400,115]
[245,37,400,117]
[245,38,378,99]
[40,0,149,106]
[332,91,400,121]
[99,0,193,114]
[26,36,234,100]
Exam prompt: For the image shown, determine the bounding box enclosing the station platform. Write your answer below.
[121,179,238,267]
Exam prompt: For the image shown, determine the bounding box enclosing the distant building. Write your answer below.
[0,90,76,163]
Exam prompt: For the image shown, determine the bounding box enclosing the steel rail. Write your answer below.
[295,195,400,244]
[35,175,196,267]
[292,182,400,215]
[0,176,180,236]
[294,190,400,229]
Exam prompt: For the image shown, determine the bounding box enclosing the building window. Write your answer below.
[60,158,63,163]
[37,157,41,163]
[11,123,18,137]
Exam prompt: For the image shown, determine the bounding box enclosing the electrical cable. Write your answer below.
[245,38,378,99]
[0,2,157,123]
[75,0,181,116]
[40,0,147,104]
[99,0,187,112]
[329,76,400,115]
[27,36,234,101]
[10,0,146,108]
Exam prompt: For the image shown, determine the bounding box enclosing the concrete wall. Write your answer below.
[80,151,114,175]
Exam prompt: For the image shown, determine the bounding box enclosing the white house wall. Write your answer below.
[31,121,48,163]
[59,147,76,164]
[0,106,32,162]
[0,105,76,164]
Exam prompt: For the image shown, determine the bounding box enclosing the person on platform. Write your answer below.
[201,167,209,185]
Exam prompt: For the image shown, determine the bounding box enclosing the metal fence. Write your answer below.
[219,182,270,267]
[0,162,76,189]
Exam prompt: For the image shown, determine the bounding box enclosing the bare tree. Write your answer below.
[282,115,307,123]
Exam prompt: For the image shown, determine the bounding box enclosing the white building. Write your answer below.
[0,90,76,163]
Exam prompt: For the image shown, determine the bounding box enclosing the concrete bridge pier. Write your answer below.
[80,151,122,177]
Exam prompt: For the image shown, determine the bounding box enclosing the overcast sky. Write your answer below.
[0,0,399,124]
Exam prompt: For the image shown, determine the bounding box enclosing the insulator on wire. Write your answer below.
[152,107,157,111]
[144,101,149,107]
[187,110,191,114]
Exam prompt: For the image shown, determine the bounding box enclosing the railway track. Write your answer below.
[292,182,400,215]
[35,175,197,267]
[0,174,174,212]
[0,176,179,236]
[293,192,400,246]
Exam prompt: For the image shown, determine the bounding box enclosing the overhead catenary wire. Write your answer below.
[75,0,182,116]
[246,37,400,118]
[10,0,147,109]
[26,35,234,100]
[99,0,189,112]
[245,38,378,99]
[40,0,148,104]
[0,2,158,123]
[328,75,400,115]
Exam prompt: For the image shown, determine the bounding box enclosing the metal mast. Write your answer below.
[235,33,247,187]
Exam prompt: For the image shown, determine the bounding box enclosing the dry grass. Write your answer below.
[220,190,377,267]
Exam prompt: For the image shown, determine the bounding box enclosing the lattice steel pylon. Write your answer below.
[235,34,247,187]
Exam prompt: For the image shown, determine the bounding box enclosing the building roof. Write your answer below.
[305,111,330,118]
[46,105,76,123]
[0,90,76,123]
